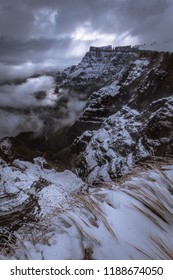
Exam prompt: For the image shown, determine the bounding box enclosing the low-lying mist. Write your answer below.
[0,76,56,108]
[0,76,87,140]
[0,61,59,84]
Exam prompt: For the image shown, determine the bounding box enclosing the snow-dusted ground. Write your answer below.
[0,156,84,216]
[1,154,173,260]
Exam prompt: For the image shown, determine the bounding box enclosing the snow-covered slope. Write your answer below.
[0,138,84,225]
[66,46,173,182]
[1,162,173,260]
[72,96,173,184]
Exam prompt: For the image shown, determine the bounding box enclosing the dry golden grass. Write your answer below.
[122,169,173,227]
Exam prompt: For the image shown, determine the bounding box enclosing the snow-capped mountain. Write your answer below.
[0,44,173,259]
[55,45,173,184]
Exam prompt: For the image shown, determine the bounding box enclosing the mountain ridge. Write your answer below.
[48,44,173,183]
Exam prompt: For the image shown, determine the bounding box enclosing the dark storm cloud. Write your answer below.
[0,0,172,77]
[0,0,172,38]
[114,0,173,43]
[0,0,172,60]
[0,37,72,64]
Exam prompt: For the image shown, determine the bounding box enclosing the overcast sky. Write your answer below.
[0,0,173,77]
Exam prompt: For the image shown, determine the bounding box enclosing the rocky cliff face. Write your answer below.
[52,46,173,183]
